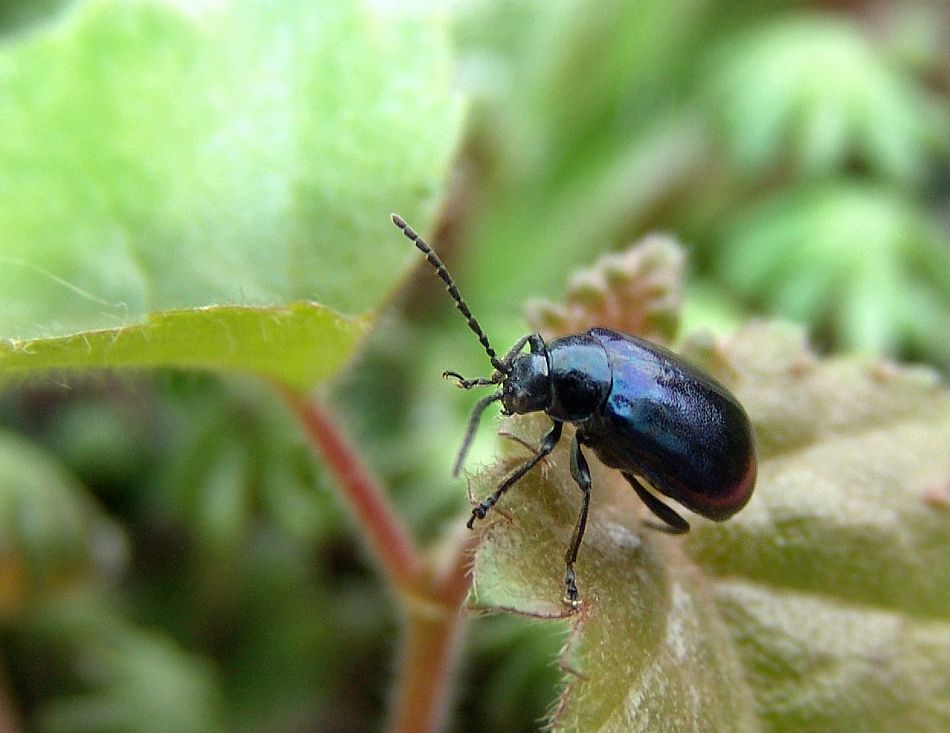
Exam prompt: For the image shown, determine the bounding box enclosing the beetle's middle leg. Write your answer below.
[564,433,592,607]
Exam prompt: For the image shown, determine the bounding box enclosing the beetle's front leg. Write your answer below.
[467,421,563,528]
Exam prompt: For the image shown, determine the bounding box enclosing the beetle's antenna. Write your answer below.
[392,214,505,373]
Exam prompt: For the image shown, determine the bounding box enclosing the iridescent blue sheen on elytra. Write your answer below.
[577,328,756,521]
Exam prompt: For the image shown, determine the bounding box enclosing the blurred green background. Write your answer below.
[0,0,947,731]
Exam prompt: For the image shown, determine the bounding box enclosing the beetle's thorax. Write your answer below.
[546,333,611,422]
[500,331,612,423]
[501,352,551,415]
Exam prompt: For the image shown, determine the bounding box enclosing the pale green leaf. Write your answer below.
[0,303,366,391]
[0,0,462,385]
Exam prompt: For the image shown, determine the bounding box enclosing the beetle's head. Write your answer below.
[502,352,551,415]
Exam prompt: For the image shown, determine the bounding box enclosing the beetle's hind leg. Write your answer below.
[467,421,564,528]
[623,473,690,534]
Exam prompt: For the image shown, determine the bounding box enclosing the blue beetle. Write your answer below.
[393,214,757,605]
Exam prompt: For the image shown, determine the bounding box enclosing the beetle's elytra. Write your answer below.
[392,214,757,606]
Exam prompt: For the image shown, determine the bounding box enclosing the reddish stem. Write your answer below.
[387,532,476,733]
[278,384,477,733]
[388,603,468,733]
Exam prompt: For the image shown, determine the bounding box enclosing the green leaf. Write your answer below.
[469,323,950,731]
[0,0,462,385]
[0,430,125,621]
[720,182,950,360]
[706,14,947,182]
[0,303,367,391]
[30,595,223,733]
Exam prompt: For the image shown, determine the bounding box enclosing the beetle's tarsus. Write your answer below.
[642,518,690,535]
[564,566,581,608]
[467,501,491,528]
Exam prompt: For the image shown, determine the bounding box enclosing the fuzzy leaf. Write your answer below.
[0,0,462,386]
[720,183,950,362]
[469,322,950,732]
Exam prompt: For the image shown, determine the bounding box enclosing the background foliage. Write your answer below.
[0,1,947,731]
